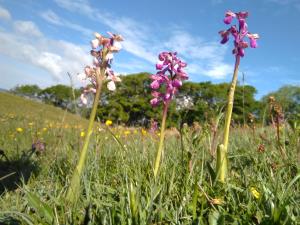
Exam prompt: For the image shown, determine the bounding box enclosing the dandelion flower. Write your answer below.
[105,120,113,126]
[124,130,131,135]
[16,127,23,133]
[141,129,147,136]
[250,187,260,199]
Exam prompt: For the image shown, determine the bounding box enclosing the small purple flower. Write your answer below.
[150,80,160,89]
[219,10,259,57]
[32,140,46,155]
[150,52,188,107]
[150,119,158,133]
[223,10,236,24]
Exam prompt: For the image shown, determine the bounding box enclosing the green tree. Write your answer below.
[97,72,160,126]
[40,84,80,108]
[261,85,300,123]
[11,84,41,96]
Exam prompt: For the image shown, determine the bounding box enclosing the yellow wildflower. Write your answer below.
[16,127,23,133]
[210,198,224,205]
[250,187,260,199]
[141,129,147,136]
[43,127,47,132]
[105,120,113,126]
[80,131,85,137]
[124,130,131,135]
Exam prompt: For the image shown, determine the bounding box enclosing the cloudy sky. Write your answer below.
[0,0,299,98]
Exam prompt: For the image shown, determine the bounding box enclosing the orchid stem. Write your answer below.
[153,103,169,178]
[66,68,104,204]
[216,55,240,183]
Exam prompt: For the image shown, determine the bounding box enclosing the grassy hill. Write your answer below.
[0,92,87,125]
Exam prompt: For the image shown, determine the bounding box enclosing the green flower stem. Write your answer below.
[217,55,240,183]
[153,103,169,178]
[66,68,104,204]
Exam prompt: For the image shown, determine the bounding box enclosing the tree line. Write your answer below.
[11,72,300,127]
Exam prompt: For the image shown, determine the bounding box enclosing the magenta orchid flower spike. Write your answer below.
[152,51,188,178]
[216,11,259,183]
[150,52,188,107]
[219,10,259,57]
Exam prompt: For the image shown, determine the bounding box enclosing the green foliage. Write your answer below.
[40,84,80,106]
[179,82,259,125]
[97,72,161,126]
[7,76,298,128]
[261,85,300,123]
[11,85,41,96]
[95,74,260,128]
[0,90,299,224]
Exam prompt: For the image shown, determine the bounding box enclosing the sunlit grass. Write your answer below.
[0,93,299,224]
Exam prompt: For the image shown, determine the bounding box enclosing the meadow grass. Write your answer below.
[0,92,299,224]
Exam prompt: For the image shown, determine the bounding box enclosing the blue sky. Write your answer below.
[0,0,299,99]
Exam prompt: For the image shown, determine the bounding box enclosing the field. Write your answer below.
[0,92,299,224]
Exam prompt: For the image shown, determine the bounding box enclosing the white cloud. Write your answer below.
[37,52,62,75]
[202,63,232,79]
[52,0,232,79]
[0,5,11,20]
[13,20,42,37]
[47,1,159,63]
[54,0,93,15]
[40,9,62,25]
[0,20,90,81]
[267,0,300,11]
[40,9,93,36]
[187,62,232,79]
[0,0,233,83]
[164,30,226,61]
[267,0,298,5]
[164,30,231,79]
[115,59,152,73]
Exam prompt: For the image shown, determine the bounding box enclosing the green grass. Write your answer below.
[0,92,299,224]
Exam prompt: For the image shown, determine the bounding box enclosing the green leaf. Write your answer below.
[206,162,216,182]
[26,192,54,224]
[208,210,220,225]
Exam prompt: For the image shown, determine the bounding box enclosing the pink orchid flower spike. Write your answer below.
[79,32,123,105]
[219,10,259,57]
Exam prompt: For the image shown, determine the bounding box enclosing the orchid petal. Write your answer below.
[80,94,88,105]
[91,39,99,49]
[107,81,116,91]
[156,63,164,70]
[106,53,114,61]
[224,16,233,24]
[249,38,258,48]
[150,98,160,107]
[150,80,160,89]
